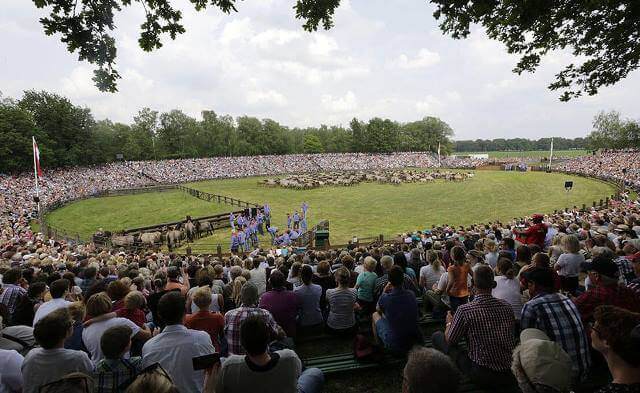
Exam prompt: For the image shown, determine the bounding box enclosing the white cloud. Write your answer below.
[221,18,254,45]
[250,28,302,49]
[321,91,358,112]
[308,34,338,57]
[246,89,287,106]
[396,48,441,69]
[415,95,444,115]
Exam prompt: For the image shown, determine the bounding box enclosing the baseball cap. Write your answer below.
[516,329,572,392]
[581,256,619,278]
[522,267,555,289]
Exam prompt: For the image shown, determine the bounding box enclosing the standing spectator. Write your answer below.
[212,315,324,393]
[372,266,420,353]
[185,286,224,352]
[224,283,285,355]
[325,267,358,335]
[259,270,300,338]
[432,265,518,391]
[164,267,190,296]
[0,268,26,322]
[116,291,147,328]
[554,235,584,295]
[591,305,640,393]
[628,252,640,295]
[33,279,72,325]
[484,239,499,269]
[521,267,591,381]
[79,267,98,297]
[249,259,267,296]
[446,246,471,314]
[21,308,93,393]
[573,257,640,325]
[401,348,460,393]
[355,257,377,314]
[294,265,323,330]
[0,348,23,393]
[142,291,215,393]
[94,325,143,393]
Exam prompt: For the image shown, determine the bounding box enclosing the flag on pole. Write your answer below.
[33,136,43,178]
[437,142,441,166]
[549,137,554,166]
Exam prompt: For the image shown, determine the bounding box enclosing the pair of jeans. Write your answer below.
[297,367,324,393]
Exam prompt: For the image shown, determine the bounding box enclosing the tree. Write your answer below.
[402,117,453,153]
[588,111,640,150]
[35,1,640,99]
[0,101,42,173]
[303,133,324,153]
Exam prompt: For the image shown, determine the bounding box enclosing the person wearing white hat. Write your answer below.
[511,328,572,393]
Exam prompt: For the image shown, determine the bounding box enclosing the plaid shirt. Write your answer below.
[447,293,516,371]
[628,278,640,296]
[614,257,636,285]
[574,283,640,324]
[0,284,26,317]
[223,306,280,355]
[521,292,591,381]
[94,357,143,393]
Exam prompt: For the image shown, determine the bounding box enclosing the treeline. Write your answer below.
[0,90,455,173]
[454,137,588,152]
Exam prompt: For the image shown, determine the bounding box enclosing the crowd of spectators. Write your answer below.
[558,149,640,191]
[1,150,640,393]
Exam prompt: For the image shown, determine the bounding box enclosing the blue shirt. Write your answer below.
[293,213,300,222]
[378,288,419,351]
[264,205,271,215]
[268,226,278,234]
[238,232,246,244]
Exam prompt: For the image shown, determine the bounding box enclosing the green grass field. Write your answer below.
[45,171,616,250]
[461,149,588,158]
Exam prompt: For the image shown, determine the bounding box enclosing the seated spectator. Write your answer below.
[432,265,517,390]
[374,255,420,301]
[446,246,471,314]
[484,239,499,269]
[22,308,93,393]
[33,279,72,326]
[355,257,377,314]
[372,265,420,353]
[628,252,640,295]
[0,268,26,323]
[94,325,143,393]
[0,347,24,393]
[124,363,179,393]
[11,282,46,327]
[287,262,303,288]
[511,328,572,393]
[492,258,524,320]
[224,283,285,355]
[65,302,87,352]
[419,250,445,293]
[294,265,323,329]
[185,286,224,351]
[116,291,147,328]
[591,305,640,393]
[325,267,358,335]
[554,235,584,295]
[311,261,335,315]
[79,267,98,297]
[521,267,591,381]
[164,267,190,296]
[107,280,131,312]
[212,315,324,393]
[258,270,300,338]
[401,347,460,393]
[83,292,151,363]
[142,291,215,393]
[574,256,640,325]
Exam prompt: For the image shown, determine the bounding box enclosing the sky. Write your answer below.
[1,0,639,140]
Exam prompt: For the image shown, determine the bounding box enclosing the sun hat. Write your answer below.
[514,329,572,392]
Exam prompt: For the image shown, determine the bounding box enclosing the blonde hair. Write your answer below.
[193,286,212,310]
[124,291,145,310]
[562,235,580,254]
[231,277,247,306]
[67,301,86,322]
[363,257,377,272]
[125,367,178,393]
[426,250,442,272]
[484,239,497,253]
[86,292,112,317]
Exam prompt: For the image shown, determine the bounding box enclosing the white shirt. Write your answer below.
[419,265,445,290]
[142,324,214,393]
[33,298,72,326]
[249,268,267,295]
[0,349,23,393]
[82,317,141,363]
[492,276,524,319]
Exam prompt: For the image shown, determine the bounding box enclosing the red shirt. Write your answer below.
[115,307,146,327]
[517,223,547,248]
[185,311,224,351]
[574,283,640,324]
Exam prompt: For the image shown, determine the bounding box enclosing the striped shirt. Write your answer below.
[223,306,281,355]
[326,287,357,330]
[94,357,143,393]
[521,292,591,381]
[447,293,516,371]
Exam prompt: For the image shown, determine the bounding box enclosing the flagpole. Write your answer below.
[437,142,441,167]
[32,136,41,216]
[548,137,554,170]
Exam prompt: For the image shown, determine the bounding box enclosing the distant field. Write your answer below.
[460,149,589,158]
[45,171,615,250]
